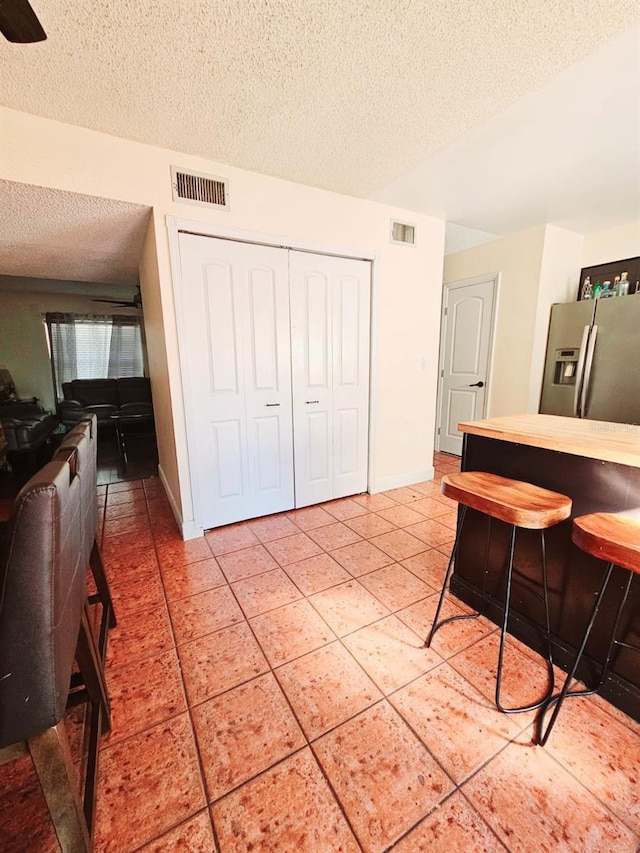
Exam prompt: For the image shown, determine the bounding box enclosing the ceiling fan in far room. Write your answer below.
[92,285,143,310]
[0,0,47,43]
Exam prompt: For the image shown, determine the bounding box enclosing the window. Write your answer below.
[46,313,144,398]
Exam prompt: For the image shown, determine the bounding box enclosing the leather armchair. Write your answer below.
[0,401,58,456]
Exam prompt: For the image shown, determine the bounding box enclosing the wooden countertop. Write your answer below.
[458,414,640,468]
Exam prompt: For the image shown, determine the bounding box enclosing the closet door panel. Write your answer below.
[243,261,294,514]
[335,274,360,386]
[178,233,293,530]
[205,262,241,394]
[335,407,359,475]
[196,255,250,526]
[250,415,283,493]
[290,251,370,508]
[247,266,280,391]
[290,263,332,507]
[307,411,331,483]
[211,419,245,499]
[332,265,370,498]
[305,273,330,387]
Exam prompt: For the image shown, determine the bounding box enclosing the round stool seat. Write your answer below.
[442,471,572,530]
[572,511,640,574]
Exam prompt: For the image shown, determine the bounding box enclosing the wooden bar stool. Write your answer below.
[425,471,572,713]
[538,510,640,745]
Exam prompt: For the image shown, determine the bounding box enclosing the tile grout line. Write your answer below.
[196,522,369,849]
[151,521,223,853]
[103,487,220,852]
[230,608,366,850]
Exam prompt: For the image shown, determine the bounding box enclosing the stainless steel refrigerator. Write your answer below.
[539,296,640,424]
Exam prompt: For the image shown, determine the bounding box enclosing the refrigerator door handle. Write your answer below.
[573,325,590,416]
[581,324,598,418]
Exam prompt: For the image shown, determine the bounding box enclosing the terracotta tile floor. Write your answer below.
[2,452,640,852]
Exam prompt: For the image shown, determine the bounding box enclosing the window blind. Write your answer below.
[46,313,144,399]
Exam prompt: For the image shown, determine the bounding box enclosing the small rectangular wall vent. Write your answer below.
[171,166,230,210]
[390,219,416,246]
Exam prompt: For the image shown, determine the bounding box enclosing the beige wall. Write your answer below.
[0,294,53,407]
[1,107,445,535]
[443,224,584,417]
[581,220,640,268]
[444,225,544,417]
[138,217,182,520]
[531,226,585,410]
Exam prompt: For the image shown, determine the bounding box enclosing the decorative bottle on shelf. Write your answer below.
[619,271,630,296]
[581,276,592,300]
[613,275,621,296]
[600,280,613,298]
[592,281,602,299]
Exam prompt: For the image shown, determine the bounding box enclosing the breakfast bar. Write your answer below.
[450,413,640,720]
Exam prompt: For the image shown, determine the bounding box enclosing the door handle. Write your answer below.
[468,381,484,388]
[581,325,598,418]
[265,403,280,407]
[305,400,319,404]
[573,325,590,416]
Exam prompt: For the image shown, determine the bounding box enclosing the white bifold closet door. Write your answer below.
[177,233,371,529]
[178,233,294,529]
[289,251,371,508]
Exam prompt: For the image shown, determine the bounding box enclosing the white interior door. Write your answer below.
[178,233,294,529]
[437,276,496,455]
[290,251,370,507]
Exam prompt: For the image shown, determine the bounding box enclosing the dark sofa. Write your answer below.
[0,401,58,458]
[59,377,154,427]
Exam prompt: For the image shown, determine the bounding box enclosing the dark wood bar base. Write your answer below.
[451,433,640,722]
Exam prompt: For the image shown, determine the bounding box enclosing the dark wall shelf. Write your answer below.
[578,255,640,300]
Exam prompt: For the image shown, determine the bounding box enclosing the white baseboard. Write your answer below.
[370,466,435,494]
[158,463,435,533]
[157,464,203,541]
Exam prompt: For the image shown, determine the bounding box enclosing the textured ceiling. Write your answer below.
[0,181,150,286]
[375,25,640,236]
[0,2,638,283]
[1,0,637,199]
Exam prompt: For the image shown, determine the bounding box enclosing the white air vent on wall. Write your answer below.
[171,166,230,210]
[390,219,416,246]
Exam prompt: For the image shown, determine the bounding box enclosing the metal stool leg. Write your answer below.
[539,529,556,692]
[537,563,632,745]
[425,509,497,647]
[424,505,470,647]
[496,528,555,714]
[595,570,634,689]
